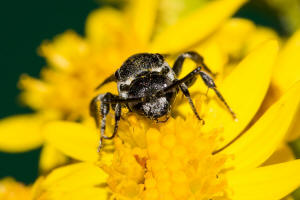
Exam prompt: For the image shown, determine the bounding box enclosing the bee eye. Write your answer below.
[161,66,170,74]
[119,84,130,91]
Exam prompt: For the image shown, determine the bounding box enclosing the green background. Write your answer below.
[0,0,298,198]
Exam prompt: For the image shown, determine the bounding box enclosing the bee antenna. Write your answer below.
[95,74,117,90]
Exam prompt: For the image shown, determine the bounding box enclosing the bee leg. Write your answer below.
[102,103,121,140]
[179,83,204,124]
[159,67,236,120]
[91,92,129,151]
[90,93,112,151]
[99,95,112,151]
[199,71,236,119]
[173,51,216,77]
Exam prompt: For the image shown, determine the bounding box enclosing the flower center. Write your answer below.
[102,115,229,200]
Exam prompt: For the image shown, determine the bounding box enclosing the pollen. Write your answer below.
[104,115,229,200]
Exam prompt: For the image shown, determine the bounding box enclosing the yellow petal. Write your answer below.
[43,162,107,191]
[0,114,44,152]
[285,107,300,141]
[203,40,279,148]
[150,0,247,53]
[18,75,50,111]
[223,81,300,170]
[213,18,256,59]
[39,143,69,173]
[49,187,108,200]
[39,31,88,71]
[227,159,300,200]
[262,144,295,166]
[245,26,279,54]
[85,8,124,46]
[273,29,300,93]
[194,40,228,74]
[272,29,300,141]
[43,121,99,162]
[128,0,159,44]
[0,178,31,200]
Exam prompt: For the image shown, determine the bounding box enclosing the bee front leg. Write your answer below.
[102,103,121,140]
[90,93,111,151]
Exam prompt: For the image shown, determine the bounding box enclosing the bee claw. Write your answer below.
[97,140,103,153]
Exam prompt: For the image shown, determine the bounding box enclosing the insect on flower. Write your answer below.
[90,52,236,150]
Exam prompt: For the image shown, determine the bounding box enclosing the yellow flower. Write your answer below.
[1,0,300,199]
[35,39,300,200]
[0,0,249,172]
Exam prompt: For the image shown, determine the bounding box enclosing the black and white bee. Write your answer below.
[90,51,236,150]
